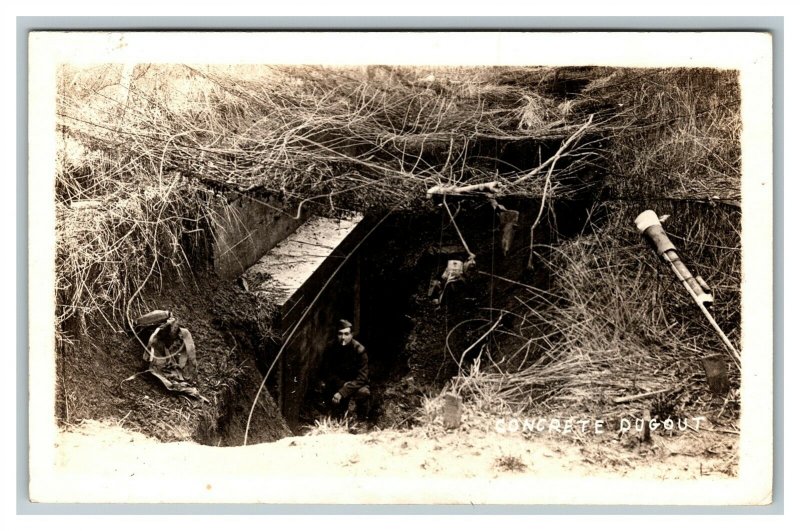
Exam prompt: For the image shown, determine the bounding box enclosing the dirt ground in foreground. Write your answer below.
[34,416,739,504]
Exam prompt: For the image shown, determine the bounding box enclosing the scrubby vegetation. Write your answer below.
[56,64,741,439]
[448,68,741,423]
[56,65,600,337]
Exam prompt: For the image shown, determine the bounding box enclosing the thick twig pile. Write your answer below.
[447,68,742,416]
[56,64,601,336]
[58,65,600,207]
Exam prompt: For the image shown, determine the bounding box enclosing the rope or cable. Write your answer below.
[243,209,393,445]
[442,197,475,261]
[434,209,449,382]
[526,115,594,268]
[490,208,496,323]
[124,132,195,358]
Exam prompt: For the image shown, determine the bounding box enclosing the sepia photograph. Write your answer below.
[27,31,773,506]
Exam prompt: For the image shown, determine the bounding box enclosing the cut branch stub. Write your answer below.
[498,209,520,256]
[426,181,500,198]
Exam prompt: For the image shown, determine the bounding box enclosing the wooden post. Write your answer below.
[442,393,463,429]
[354,254,362,335]
[701,354,730,395]
[639,409,652,444]
[118,63,136,130]
[499,209,520,256]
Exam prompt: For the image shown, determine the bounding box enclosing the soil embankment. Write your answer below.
[57,269,290,446]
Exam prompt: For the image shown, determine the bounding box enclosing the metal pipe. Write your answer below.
[635,210,741,369]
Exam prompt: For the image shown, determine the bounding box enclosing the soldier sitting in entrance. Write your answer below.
[318,319,371,421]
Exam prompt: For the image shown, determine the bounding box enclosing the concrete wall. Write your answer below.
[277,264,357,428]
[270,221,373,429]
[212,194,307,279]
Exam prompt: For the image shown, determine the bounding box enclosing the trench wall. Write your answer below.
[217,192,370,429]
[212,194,308,279]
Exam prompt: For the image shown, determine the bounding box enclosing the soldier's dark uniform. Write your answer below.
[319,337,371,420]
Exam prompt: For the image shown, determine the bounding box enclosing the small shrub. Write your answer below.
[305,415,352,436]
[494,454,528,473]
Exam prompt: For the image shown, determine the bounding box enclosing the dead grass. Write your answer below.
[494,454,528,473]
[433,68,742,424]
[443,201,740,427]
[55,175,222,339]
[56,64,602,340]
[305,415,353,436]
[584,67,741,200]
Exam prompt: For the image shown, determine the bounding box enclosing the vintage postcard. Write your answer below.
[28,31,773,505]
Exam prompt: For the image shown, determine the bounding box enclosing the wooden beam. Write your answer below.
[426,181,500,198]
[613,387,679,404]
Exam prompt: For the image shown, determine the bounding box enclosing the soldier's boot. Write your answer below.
[354,386,372,422]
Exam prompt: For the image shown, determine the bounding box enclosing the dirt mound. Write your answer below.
[38,411,739,504]
[57,268,290,445]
